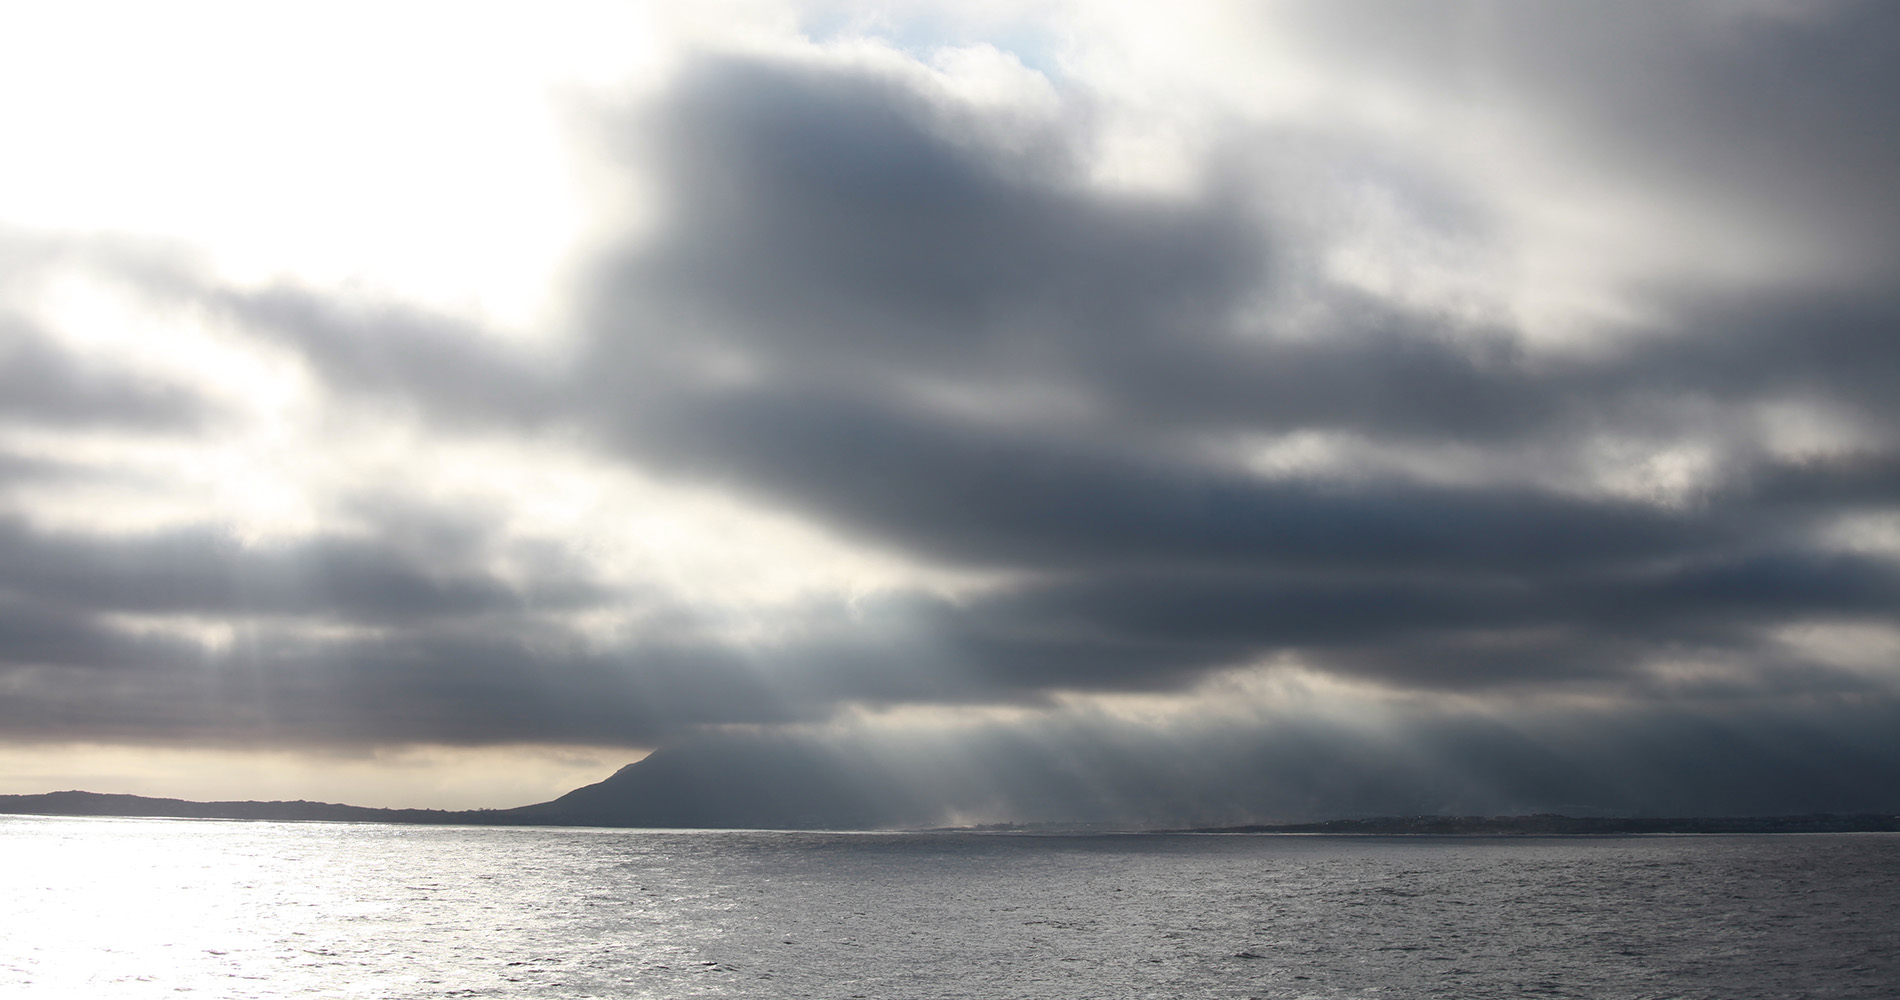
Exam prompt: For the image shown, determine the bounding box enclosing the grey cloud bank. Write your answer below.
[1,2,1898,820]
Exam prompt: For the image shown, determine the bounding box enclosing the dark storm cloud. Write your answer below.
[0,500,720,746]
[0,449,95,487]
[1283,0,1900,272]
[0,583,932,747]
[593,59,1262,378]
[225,285,562,427]
[576,39,1900,453]
[0,314,211,429]
[0,593,200,673]
[1748,450,1900,508]
[584,59,1538,447]
[0,512,606,624]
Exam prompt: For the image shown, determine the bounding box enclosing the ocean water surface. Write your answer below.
[2,815,1895,998]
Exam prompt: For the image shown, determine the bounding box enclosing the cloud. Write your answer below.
[553,45,1900,699]
[1,3,1898,817]
[0,315,212,430]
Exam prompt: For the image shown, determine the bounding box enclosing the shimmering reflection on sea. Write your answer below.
[1,816,1895,999]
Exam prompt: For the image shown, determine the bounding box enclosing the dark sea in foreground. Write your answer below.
[3,816,1895,999]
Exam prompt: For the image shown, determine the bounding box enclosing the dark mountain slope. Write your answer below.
[500,742,928,829]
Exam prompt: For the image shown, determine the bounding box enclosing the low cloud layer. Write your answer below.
[2,2,1897,816]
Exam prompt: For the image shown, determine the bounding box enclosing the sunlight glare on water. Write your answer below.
[1,816,1896,998]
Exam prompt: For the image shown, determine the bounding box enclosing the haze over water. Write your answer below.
[4,817,1895,999]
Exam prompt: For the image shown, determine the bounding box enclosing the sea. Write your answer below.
[1,816,1894,999]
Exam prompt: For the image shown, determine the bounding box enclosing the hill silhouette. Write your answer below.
[0,740,928,829]
[4,743,1897,833]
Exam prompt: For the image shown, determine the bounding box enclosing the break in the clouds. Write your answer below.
[2,1,1898,817]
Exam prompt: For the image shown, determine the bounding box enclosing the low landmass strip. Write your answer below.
[2,789,1897,834]
[0,790,503,825]
[1180,814,1900,835]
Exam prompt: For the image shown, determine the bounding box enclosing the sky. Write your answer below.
[2,0,1898,820]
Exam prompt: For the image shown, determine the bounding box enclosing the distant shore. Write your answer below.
[0,790,514,825]
[2,790,1897,834]
[1176,814,1900,835]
